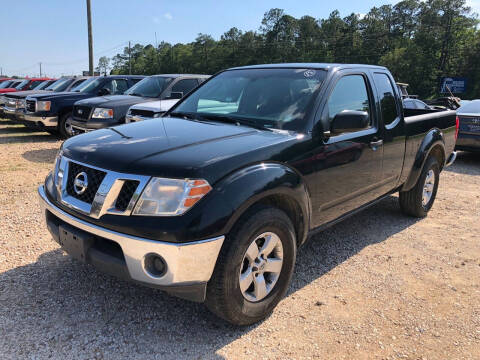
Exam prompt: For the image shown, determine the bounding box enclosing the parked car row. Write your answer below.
[34,63,460,325]
[0,77,55,109]
[69,74,209,135]
[0,74,209,138]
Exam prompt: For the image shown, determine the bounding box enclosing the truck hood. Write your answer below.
[62,117,297,183]
[75,95,153,108]
[130,99,179,112]
[5,90,50,99]
[27,91,90,101]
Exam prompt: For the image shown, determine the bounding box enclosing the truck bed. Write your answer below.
[400,108,457,185]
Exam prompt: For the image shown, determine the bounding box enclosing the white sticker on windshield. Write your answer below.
[304,70,316,77]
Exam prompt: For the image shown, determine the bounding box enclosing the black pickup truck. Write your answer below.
[39,63,457,325]
[69,74,209,136]
[2,77,90,122]
[24,75,144,137]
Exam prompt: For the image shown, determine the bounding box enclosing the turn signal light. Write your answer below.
[183,180,212,208]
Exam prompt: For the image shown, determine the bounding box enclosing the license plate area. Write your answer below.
[59,224,94,262]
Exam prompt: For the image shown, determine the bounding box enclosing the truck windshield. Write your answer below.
[15,80,30,90]
[0,80,13,89]
[71,77,101,93]
[172,68,327,131]
[124,76,172,98]
[34,81,51,90]
[45,78,73,92]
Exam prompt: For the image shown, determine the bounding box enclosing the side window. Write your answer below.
[373,73,399,125]
[326,75,371,125]
[171,79,198,96]
[130,78,143,86]
[114,79,129,94]
[104,79,129,95]
[26,80,42,90]
[71,79,86,88]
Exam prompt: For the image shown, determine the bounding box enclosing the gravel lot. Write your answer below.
[0,118,479,360]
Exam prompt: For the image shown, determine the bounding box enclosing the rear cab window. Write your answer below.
[373,72,400,126]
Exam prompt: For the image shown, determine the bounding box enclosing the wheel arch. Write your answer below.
[217,162,311,247]
[402,129,446,192]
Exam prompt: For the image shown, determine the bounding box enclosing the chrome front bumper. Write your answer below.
[38,185,224,288]
[24,113,58,127]
[3,106,17,115]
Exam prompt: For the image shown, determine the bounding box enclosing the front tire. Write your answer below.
[58,112,73,139]
[206,206,297,325]
[399,156,440,217]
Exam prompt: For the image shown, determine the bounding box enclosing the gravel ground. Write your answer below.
[0,118,479,360]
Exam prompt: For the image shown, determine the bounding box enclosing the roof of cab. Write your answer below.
[151,74,211,78]
[229,63,388,71]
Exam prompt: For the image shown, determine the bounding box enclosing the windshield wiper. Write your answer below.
[168,111,204,121]
[128,93,144,97]
[198,114,272,131]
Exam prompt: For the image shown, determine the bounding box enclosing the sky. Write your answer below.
[1,0,479,77]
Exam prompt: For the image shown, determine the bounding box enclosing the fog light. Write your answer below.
[144,253,167,277]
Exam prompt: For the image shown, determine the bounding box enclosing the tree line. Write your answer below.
[106,0,480,99]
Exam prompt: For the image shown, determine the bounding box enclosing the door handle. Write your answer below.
[369,139,383,149]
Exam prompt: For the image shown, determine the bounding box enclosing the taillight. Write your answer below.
[455,116,460,140]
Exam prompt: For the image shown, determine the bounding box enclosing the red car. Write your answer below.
[0,77,53,94]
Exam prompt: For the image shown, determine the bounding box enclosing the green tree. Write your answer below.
[96,56,110,75]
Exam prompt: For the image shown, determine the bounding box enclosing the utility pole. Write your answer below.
[39,62,42,77]
[128,41,132,75]
[86,0,94,76]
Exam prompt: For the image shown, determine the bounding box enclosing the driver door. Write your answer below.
[307,71,385,227]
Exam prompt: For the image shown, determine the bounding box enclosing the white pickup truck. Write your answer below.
[125,99,179,123]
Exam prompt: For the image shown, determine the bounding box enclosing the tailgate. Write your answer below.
[458,115,480,134]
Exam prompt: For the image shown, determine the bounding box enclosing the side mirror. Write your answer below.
[98,87,111,96]
[168,91,183,100]
[331,110,369,134]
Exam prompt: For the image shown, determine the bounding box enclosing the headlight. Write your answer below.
[133,178,212,216]
[17,99,26,108]
[53,149,64,193]
[92,107,114,118]
[37,101,51,111]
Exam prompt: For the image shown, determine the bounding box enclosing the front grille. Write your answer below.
[74,105,92,121]
[130,109,154,118]
[26,100,36,112]
[115,180,139,211]
[66,162,106,204]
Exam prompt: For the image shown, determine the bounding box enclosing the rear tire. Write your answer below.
[206,206,297,325]
[58,112,72,139]
[399,156,440,217]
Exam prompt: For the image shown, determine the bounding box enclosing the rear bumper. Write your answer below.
[455,133,480,151]
[445,151,457,167]
[38,185,224,302]
[24,113,58,127]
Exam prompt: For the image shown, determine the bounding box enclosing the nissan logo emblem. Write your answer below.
[78,109,83,114]
[73,172,89,195]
